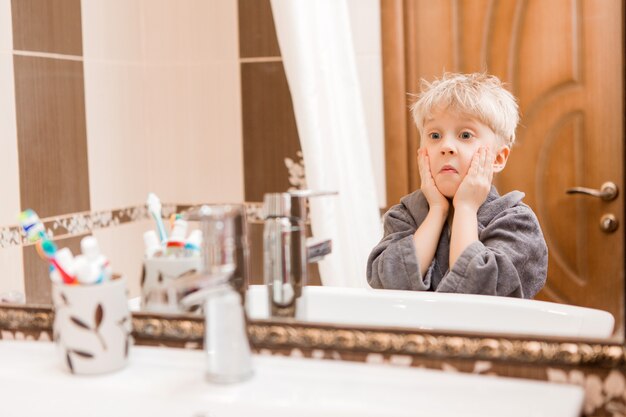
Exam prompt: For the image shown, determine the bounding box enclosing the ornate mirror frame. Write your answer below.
[3,304,626,416]
[2,304,624,367]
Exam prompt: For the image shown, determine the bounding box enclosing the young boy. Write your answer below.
[367,73,547,298]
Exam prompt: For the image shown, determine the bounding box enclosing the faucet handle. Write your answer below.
[289,190,338,222]
[263,190,338,220]
[306,237,332,263]
[288,190,339,199]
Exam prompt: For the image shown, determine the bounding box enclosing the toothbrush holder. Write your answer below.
[141,256,202,313]
[51,275,132,375]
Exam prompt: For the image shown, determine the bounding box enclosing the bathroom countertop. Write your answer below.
[0,340,583,417]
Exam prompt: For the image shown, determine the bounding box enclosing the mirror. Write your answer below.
[0,0,622,343]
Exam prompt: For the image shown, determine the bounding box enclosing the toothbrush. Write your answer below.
[18,209,76,284]
[147,193,168,244]
[19,209,46,242]
[169,213,182,231]
[19,209,49,262]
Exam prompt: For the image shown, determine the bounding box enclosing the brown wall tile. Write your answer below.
[14,55,90,218]
[23,234,85,304]
[11,0,83,55]
[237,2,319,285]
[241,61,301,202]
[238,0,281,58]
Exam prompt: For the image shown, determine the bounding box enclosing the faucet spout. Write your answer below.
[182,204,253,383]
[262,191,336,318]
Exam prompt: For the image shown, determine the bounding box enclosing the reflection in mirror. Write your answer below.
[244,285,615,340]
[0,0,623,344]
[376,0,624,341]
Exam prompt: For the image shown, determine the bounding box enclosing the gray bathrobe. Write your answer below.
[367,186,547,298]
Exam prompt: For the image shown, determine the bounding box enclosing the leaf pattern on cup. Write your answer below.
[94,303,107,351]
[94,304,104,329]
[65,348,95,374]
[54,280,130,375]
[60,292,69,306]
[70,349,94,358]
[69,305,108,351]
[140,264,146,287]
[70,316,90,330]
[66,352,74,373]
[177,269,197,278]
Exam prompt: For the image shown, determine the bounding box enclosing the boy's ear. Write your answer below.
[492,145,510,173]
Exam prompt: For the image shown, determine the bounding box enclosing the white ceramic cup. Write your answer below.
[141,257,202,313]
[51,276,131,375]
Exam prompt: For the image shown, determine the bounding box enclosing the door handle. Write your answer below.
[565,182,619,201]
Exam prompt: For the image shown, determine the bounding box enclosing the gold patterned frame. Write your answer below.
[1,304,624,369]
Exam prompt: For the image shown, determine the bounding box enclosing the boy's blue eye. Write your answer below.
[429,132,441,140]
[460,131,473,140]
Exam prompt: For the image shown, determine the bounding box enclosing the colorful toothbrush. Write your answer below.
[147,192,168,244]
[18,209,75,284]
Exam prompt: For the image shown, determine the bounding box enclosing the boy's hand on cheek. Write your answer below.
[453,147,494,212]
[418,148,449,213]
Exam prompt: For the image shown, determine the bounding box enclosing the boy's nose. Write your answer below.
[439,136,456,154]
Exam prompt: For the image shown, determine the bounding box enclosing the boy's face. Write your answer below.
[420,106,509,198]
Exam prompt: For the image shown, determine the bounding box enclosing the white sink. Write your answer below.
[246,285,615,339]
[0,340,583,417]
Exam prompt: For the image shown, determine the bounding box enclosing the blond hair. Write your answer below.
[410,73,520,147]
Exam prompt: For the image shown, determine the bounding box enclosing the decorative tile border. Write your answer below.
[0,226,22,249]
[0,202,265,250]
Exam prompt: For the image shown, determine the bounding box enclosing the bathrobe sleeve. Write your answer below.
[366,204,436,291]
[435,205,547,299]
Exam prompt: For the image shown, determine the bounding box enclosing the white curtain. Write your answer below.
[270,0,383,287]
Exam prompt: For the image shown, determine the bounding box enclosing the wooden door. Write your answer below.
[381,0,624,338]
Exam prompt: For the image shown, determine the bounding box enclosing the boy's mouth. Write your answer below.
[439,165,458,174]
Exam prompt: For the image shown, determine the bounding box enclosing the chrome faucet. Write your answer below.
[183,204,249,300]
[263,191,335,318]
[180,204,253,383]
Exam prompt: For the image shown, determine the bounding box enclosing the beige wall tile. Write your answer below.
[0,52,20,226]
[83,61,149,210]
[142,61,243,204]
[140,0,239,63]
[0,246,24,298]
[195,60,244,203]
[84,0,243,210]
[80,0,142,62]
[203,0,241,61]
[0,0,12,52]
